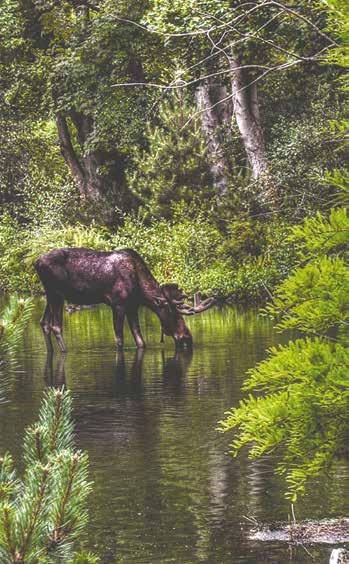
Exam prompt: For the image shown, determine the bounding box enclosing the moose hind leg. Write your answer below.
[40,302,53,353]
[50,295,67,353]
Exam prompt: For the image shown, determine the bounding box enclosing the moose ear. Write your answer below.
[160,283,185,302]
[160,284,177,301]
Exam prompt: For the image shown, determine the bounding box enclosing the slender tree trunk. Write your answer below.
[56,111,136,218]
[56,113,87,199]
[195,79,232,198]
[229,56,277,207]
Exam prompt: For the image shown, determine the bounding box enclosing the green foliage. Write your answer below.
[0,296,33,356]
[266,255,349,333]
[1,0,344,220]
[220,205,349,500]
[0,295,33,406]
[220,338,349,501]
[0,388,93,563]
[324,0,349,82]
[0,215,112,293]
[0,209,298,302]
[222,47,349,492]
[267,95,346,216]
[128,94,214,218]
[327,168,349,206]
[266,208,349,333]
[320,0,349,209]
[290,207,349,258]
[220,3,349,501]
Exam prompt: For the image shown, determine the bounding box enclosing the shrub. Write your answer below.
[127,94,215,219]
[0,209,298,302]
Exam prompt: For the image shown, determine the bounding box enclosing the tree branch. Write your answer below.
[111,64,271,90]
[56,113,86,197]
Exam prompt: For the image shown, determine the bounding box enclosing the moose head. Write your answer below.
[155,283,216,348]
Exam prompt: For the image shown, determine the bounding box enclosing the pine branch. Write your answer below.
[0,297,33,356]
[0,389,94,562]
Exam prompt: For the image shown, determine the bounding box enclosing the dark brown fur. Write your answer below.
[35,248,193,352]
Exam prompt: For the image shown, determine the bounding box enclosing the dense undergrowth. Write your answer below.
[0,208,297,302]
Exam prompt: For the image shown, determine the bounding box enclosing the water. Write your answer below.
[0,299,348,563]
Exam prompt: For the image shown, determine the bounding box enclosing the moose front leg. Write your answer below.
[40,302,53,353]
[112,305,126,350]
[51,295,67,353]
[126,307,145,349]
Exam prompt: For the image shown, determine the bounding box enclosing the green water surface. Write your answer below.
[0,300,348,563]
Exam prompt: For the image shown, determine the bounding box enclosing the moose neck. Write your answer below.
[138,276,171,332]
[136,266,164,316]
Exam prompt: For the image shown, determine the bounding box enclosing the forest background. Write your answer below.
[0,0,348,547]
[0,0,347,302]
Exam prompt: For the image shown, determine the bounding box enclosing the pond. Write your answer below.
[0,300,348,563]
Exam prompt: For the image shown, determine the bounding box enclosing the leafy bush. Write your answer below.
[0,207,298,301]
[128,94,215,219]
[290,207,349,258]
[0,216,112,293]
[266,256,349,334]
[268,107,344,217]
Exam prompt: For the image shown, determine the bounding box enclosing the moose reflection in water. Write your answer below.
[35,248,216,352]
[43,347,193,393]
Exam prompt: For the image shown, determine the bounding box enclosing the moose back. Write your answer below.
[35,248,215,352]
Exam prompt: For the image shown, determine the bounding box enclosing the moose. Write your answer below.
[35,248,216,352]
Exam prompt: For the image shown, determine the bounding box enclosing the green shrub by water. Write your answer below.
[0,209,297,302]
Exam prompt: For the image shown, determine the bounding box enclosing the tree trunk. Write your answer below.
[56,111,137,219]
[56,113,87,199]
[55,3,142,219]
[195,79,232,198]
[229,56,277,207]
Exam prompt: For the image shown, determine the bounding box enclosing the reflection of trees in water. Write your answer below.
[0,296,34,403]
[34,306,291,562]
[44,348,235,561]
[43,347,194,394]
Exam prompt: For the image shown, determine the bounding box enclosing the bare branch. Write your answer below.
[198,9,322,63]
[111,64,271,90]
[102,0,337,51]
[107,14,228,37]
[105,2,277,40]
